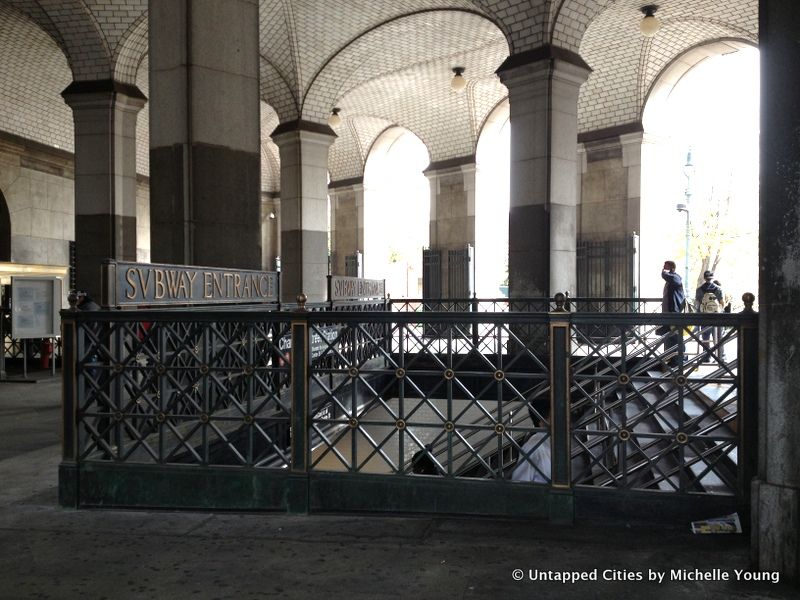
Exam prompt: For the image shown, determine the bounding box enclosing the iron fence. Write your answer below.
[389,297,664,313]
[60,297,758,519]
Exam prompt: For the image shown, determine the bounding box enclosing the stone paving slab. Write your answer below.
[0,505,794,600]
[0,375,796,599]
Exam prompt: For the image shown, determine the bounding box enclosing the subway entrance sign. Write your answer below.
[102,261,279,307]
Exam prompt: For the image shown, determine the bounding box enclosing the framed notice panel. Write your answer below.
[11,276,62,339]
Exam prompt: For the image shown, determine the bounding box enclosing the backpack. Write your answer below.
[700,292,720,313]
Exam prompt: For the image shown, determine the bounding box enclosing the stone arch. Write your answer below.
[301,8,505,122]
[476,97,509,145]
[474,98,510,297]
[363,126,431,295]
[638,41,759,297]
[113,13,148,85]
[642,38,756,135]
[0,5,74,150]
[301,9,508,166]
[260,102,281,193]
[578,3,757,135]
[548,0,611,53]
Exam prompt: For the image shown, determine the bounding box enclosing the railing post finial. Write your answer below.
[67,289,79,310]
[554,292,568,312]
[296,293,308,312]
[742,292,756,313]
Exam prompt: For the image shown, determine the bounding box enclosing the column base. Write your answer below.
[752,478,800,582]
[58,462,78,508]
[548,488,574,525]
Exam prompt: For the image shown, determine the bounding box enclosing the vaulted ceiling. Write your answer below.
[0,0,758,191]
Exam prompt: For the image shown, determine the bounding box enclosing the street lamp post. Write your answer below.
[677,149,694,296]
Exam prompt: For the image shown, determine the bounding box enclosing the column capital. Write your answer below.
[61,79,147,111]
[496,45,591,89]
[423,155,476,178]
[577,122,644,146]
[271,120,337,147]
[329,177,364,192]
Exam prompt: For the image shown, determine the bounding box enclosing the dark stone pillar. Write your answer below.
[424,159,476,298]
[272,121,336,303]
[62,80,146,298]
[148,0,261,269]
[497,46,590,298]
[752,0,800,583]
[328,179,364,277]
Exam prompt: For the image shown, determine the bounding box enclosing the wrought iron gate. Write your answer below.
[577,234,639,298]
[345,252,363,277]
[422,248,442,299]
[448,244,474,298]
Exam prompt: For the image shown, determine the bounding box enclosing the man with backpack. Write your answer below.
[694,271,724,362]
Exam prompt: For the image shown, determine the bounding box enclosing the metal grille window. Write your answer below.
[577,234,639,299]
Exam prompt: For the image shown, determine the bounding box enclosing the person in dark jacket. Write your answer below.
[694,271,723,312]
[75,291,100,311]
[660,261,685,367]
[661,260,685,313]
[695,271,724,362]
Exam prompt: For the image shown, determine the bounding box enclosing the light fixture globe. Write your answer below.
[639,5,660,37]
[451,67,467,92]
[328,107,342,128]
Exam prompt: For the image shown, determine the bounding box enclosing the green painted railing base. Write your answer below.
[308,471,556,519]
[64,462,304,512]
[59,462,745,527]
[61,462,564,520]
[59,462,78,508]
[574,486,745,527]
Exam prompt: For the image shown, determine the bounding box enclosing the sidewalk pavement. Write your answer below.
[0,376,795,600]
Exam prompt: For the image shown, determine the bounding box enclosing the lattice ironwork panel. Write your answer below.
[569,319,740,495]
[307,315,552,483]
[389,298,664,314]
[75,316,292,468]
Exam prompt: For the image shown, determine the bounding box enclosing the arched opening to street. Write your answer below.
[641,44,759,306]
[363,127,430,298]
[475,100,510,297]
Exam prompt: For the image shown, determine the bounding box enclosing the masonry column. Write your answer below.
[272,122,336,302]
[260,192,280,271]
[328,179,364,276]
[148,0,260,269]
[424,159,476,298]
[497,47,590,297]
[62,80,146,298]
[576,126,643,296]
[753,0,800,583]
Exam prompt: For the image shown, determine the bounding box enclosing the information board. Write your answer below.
[11,276,62,339]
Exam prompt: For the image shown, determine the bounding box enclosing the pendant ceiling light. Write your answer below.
[639,5,660,37]
[451,67,467,92]
[328,107,342,128]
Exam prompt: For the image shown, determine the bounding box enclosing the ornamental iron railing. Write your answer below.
[389,297,663,313]
[60,294,758,516]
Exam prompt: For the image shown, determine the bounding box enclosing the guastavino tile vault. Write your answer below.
[0,0,798,588]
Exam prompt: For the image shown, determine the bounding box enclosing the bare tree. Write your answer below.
[690,189,740,290]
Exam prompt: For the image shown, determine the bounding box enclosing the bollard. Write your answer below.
[40,339,52,369]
